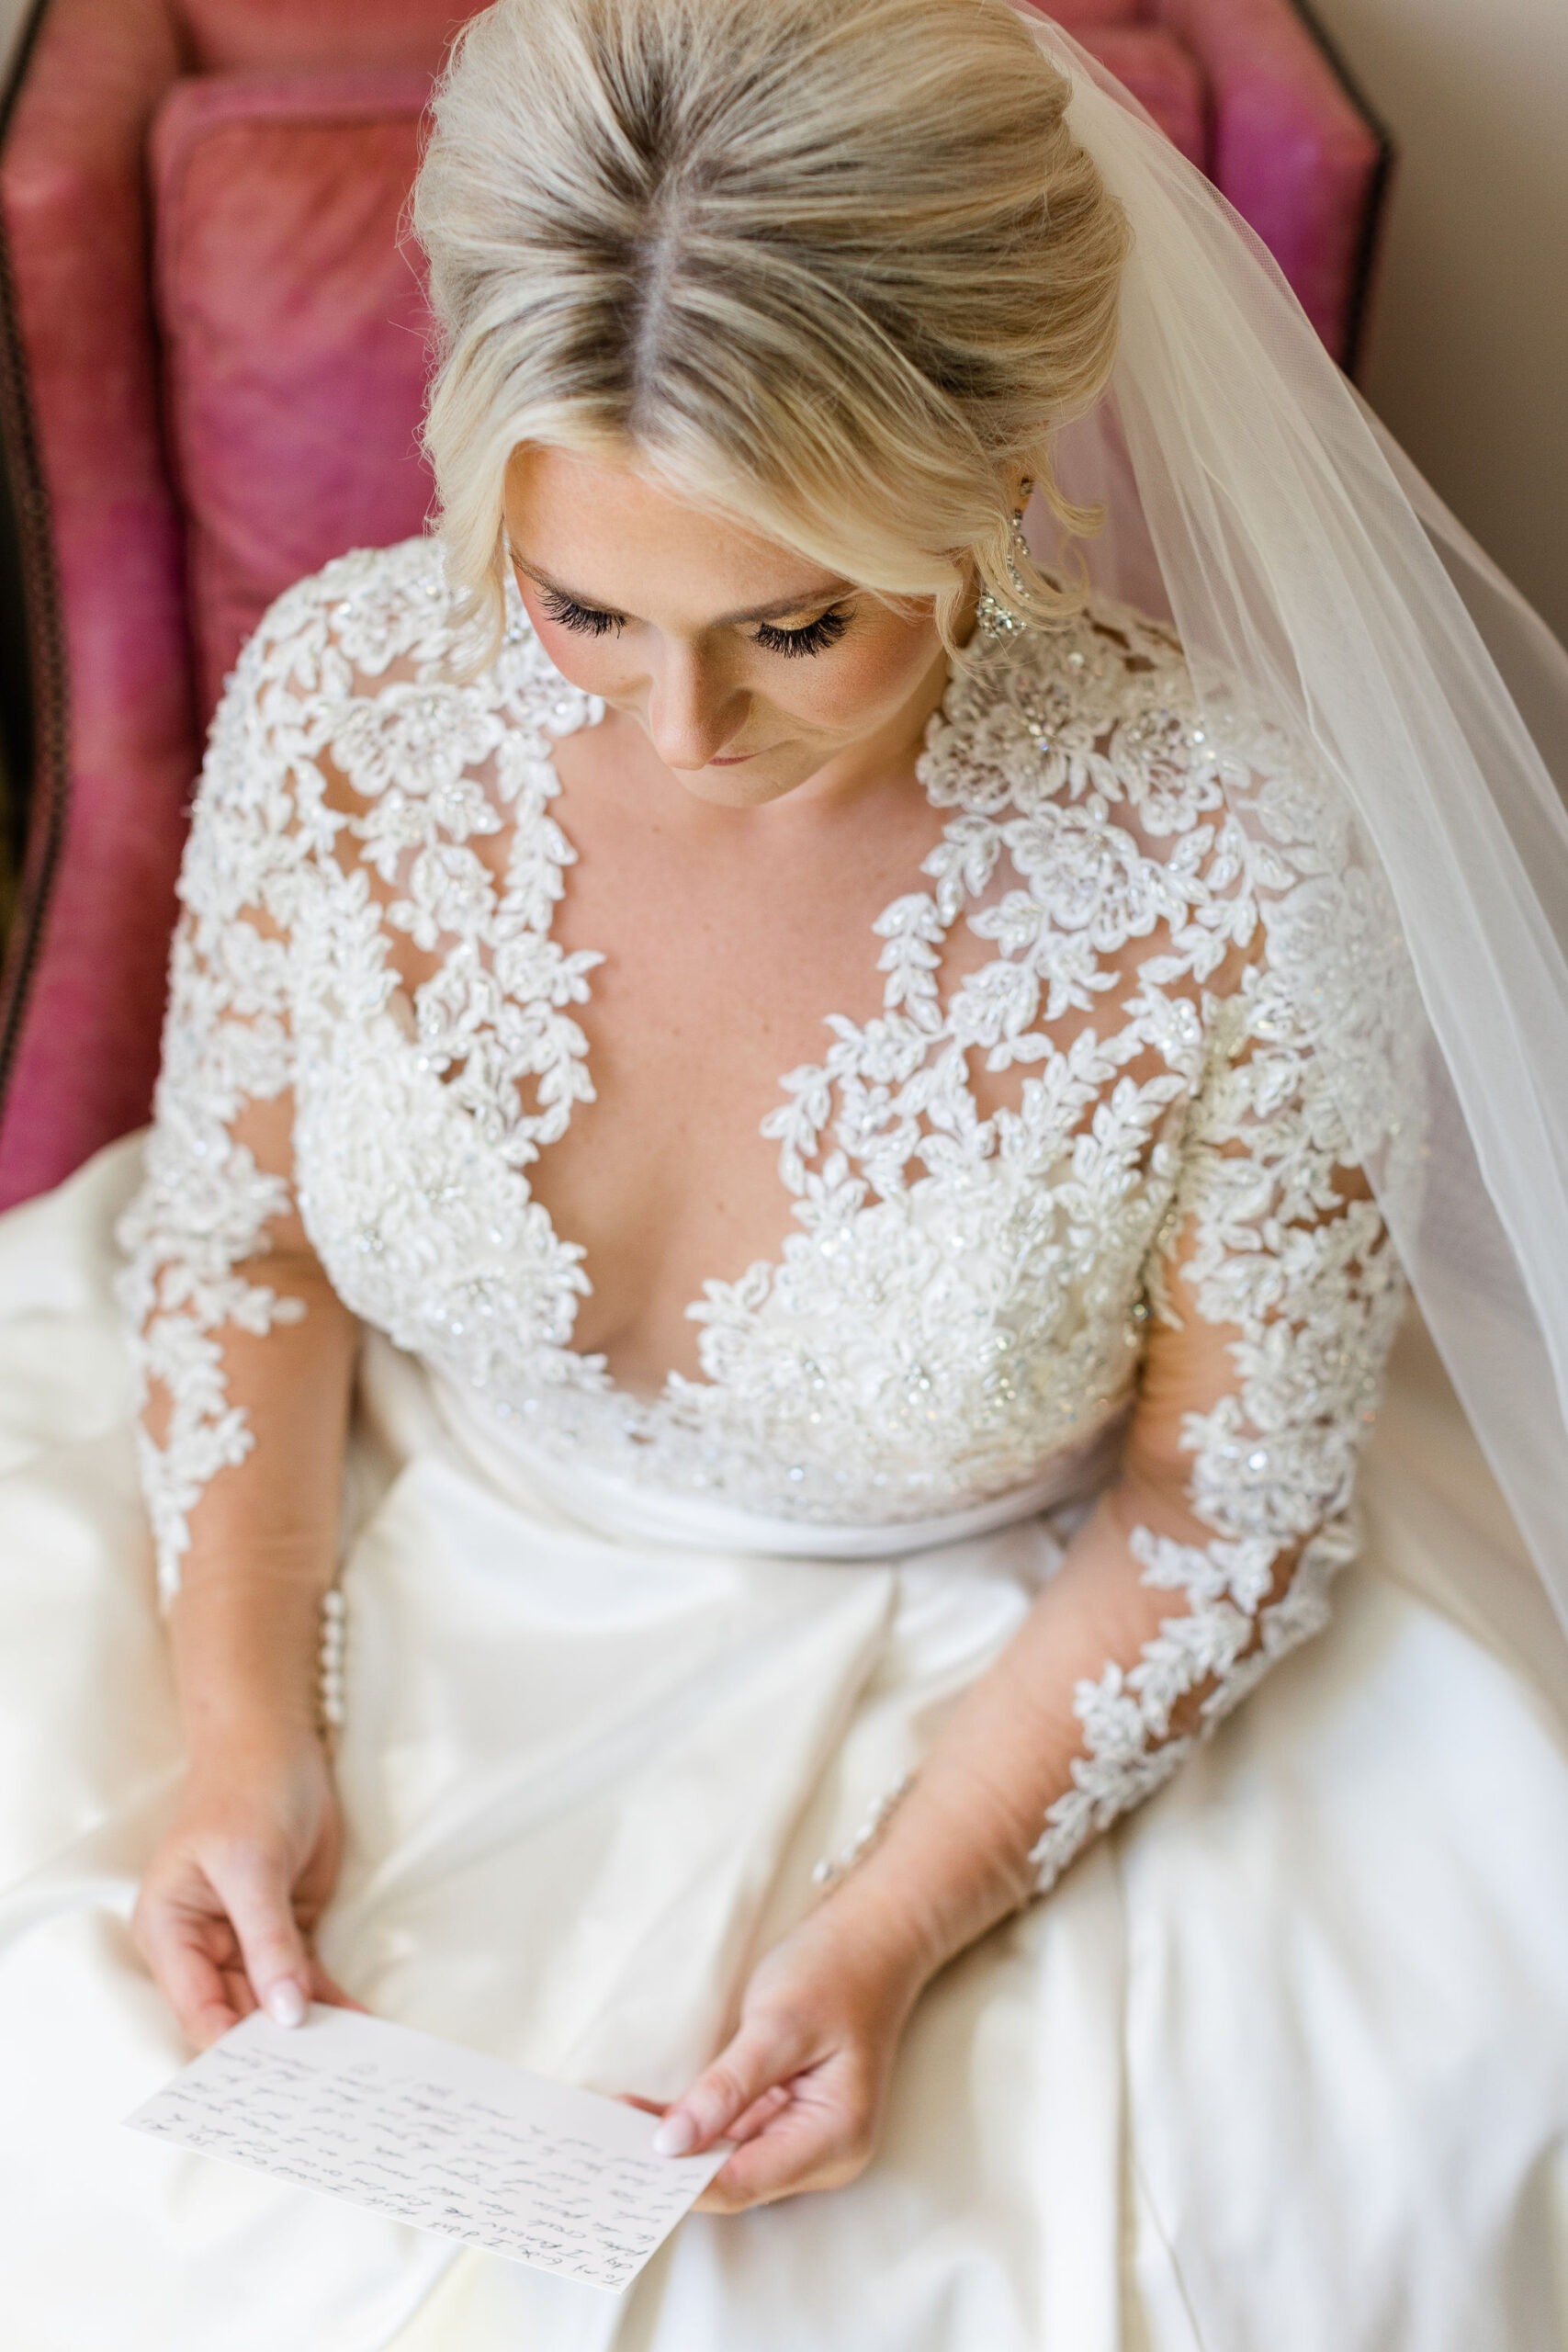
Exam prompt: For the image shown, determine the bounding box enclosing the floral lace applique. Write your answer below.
[114,642,311,1603]
[1028,958,1407,1890]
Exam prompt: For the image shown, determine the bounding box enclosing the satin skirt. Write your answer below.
[3,1134,1567,2352]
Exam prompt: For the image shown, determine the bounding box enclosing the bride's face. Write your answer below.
[502,444,957,809]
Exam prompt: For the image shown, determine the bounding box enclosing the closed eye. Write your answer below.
[752,608,852,659]
[536,582,852,658]
[539,587,625,639]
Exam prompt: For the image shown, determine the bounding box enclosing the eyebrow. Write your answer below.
[509,555,854,628]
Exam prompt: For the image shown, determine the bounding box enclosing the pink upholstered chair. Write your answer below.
[0,0,1389,1207]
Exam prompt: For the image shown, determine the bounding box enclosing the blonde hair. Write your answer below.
[413,0,1130,661]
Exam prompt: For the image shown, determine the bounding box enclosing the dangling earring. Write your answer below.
[977,477,1036,640]
[1004,477,1035,605]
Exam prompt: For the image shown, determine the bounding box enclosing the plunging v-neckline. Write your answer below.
[197,540,1235,1535]
[382,673,987,1410]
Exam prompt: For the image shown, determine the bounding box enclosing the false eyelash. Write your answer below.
[754,608,852,659]
[540,589,625,639]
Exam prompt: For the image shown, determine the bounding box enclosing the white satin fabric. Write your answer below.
[4,1133,1567,2350]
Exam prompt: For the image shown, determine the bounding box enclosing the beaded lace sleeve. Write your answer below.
[114,602,321,1605]
[1027,955,1408,1890]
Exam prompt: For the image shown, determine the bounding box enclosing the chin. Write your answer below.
[672,741,838,807]
[674,765,805,809]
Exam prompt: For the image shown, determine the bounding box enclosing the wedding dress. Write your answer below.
[2,537,1566,2351]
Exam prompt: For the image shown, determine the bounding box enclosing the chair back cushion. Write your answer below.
[152,74,435,717]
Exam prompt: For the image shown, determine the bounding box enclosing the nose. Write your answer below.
[644,640,748,770]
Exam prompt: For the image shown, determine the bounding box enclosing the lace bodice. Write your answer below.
[117,537,1406,1887]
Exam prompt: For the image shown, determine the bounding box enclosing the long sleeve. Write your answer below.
[114,616,318,1605]
[1028,952,1408,1889]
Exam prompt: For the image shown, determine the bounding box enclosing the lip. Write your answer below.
[706,751,759,767]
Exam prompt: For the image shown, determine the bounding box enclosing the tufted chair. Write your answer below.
[0,0,1389,1206]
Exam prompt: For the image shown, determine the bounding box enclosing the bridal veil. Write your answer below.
[1021,9,1568,1668]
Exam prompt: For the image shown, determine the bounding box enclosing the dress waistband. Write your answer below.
[428,1377,1128,1562]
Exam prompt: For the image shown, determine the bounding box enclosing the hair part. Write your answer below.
[413,0,1131,664]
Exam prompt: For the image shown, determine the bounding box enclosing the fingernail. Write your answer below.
[267,1981,306,2029]
[652,2110,698,2158]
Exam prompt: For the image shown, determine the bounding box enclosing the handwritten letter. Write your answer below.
[124,2006,728,2292]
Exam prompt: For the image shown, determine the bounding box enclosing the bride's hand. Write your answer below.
[132,1730,363,2050]
[649,1900,930,2212]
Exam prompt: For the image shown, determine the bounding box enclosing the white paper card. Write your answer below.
[124,2005,728,2293]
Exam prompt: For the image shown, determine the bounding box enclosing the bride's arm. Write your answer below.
[130,1191,364,2051]
[119,616,365,2048]
[154,1233,355,1765]
[660,958,1405,2207]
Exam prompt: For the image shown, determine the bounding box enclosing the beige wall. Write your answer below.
[1308,0,1568,644]
[0,0,30,92]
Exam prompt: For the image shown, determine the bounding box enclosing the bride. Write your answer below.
[4,0,1567,2343]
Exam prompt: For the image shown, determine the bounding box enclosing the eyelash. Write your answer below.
[755,609,852,659]
[540,590,622,639]
[538,589,852,660]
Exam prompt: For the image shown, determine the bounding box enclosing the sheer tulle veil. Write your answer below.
[1017,11,1568,1666]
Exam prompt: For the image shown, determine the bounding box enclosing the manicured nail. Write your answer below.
[652,2110,698,2158]
[267,1981,306,2029]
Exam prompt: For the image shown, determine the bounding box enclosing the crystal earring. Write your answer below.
[976,477,1036,640]
[1004,477,1035,605]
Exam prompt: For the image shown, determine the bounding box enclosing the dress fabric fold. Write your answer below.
[2,1134,1566,2349]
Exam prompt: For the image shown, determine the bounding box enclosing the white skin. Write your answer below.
[132,444,1287,2211]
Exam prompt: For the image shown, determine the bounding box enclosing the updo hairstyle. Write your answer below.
[414,0,1130,659]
